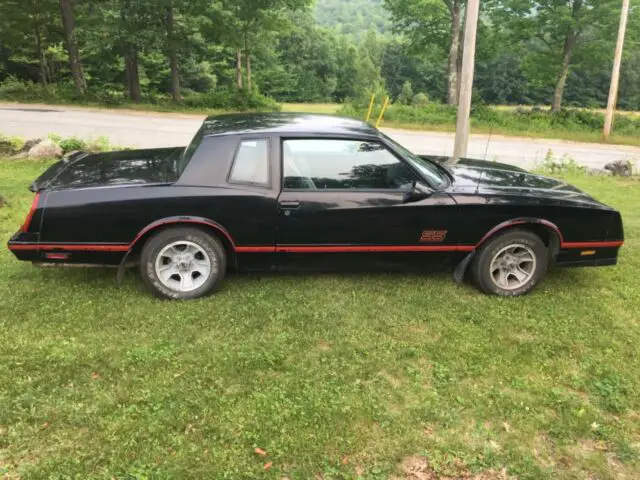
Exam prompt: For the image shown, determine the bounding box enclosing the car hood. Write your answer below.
[31,147,184,191]
[423,156,603,207]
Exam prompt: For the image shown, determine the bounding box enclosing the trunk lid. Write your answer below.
[30,147,184,192]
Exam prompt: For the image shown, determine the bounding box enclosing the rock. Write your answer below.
[21,138,42,152]
[604,160,633,177]
[28,139,63,159]
[588,168,611,176]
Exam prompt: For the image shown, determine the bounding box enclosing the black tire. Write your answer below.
[139,227,227,300]
[471,230,548,297]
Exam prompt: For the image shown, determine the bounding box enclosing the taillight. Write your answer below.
[21,192,41,232]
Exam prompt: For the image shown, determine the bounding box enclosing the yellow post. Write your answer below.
[365,94,376,122]
[375,96,390,128]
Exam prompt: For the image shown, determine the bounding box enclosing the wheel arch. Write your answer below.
[476,218,563,256]
[127,216,238,268]
[452,218,563,285]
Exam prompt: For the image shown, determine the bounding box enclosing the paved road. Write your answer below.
[2,103,639,170]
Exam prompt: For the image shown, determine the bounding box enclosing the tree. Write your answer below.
[445,0,463,104]
[216,0,313,92]
[59,0,87,93]
[83,0,159,102]
[164,0,180,101]
[490,0,622,111]
[0,0,60,86]
[384,0,465,104]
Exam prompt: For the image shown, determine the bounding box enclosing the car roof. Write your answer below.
[202,112,380,137]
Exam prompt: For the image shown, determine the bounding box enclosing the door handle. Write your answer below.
[279,201,300,210]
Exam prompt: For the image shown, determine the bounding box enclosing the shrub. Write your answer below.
[0,133,25,154]
[338,100,640,138]
[412,93,430,107]
[58,137,88,153]
[93,90,125,106]
[0,78,280,112]
[538,149,587,175]
[397,81,414,105]
[183,87,280,111]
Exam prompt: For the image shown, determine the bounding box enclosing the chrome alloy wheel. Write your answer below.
[154,240,213,292]
[489,244,537,291]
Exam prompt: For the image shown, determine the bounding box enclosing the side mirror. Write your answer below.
[403,181,432,203]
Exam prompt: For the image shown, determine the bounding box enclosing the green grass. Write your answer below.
[1,159,640,479]
[377,120,640,148]
[0,98,340,118]
[340,104,640,148]
[281,103,341,114]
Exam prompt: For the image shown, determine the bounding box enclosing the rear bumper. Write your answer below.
[8,231,128,266]
[7,231,39,261]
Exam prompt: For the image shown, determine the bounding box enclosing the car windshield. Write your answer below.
[381,133,449,190]
[176,127,204,175]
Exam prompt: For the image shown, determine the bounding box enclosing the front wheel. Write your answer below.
[140,227,227,300]
[471,230,548,297]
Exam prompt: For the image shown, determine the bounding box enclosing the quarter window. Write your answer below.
[229,139,270,186]
[283,139,417,190]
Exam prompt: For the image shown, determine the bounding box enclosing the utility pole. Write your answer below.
[452,0,481,161]
[604,0,630,139]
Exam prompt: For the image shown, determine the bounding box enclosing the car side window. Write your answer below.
[283,139,418,190]
[228,139,270,186]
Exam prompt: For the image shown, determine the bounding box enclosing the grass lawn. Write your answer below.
[375,121,640,148]
[1,159,639,479]
[282,103,341,114]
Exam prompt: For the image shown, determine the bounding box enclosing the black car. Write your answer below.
[8,113,624,299]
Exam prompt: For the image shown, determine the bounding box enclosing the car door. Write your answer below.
[275,137,460,270]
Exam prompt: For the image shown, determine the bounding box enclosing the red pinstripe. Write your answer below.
[236,246,276,253]
[275,245,476,253]
[9,240,623,254]
[21,192,41,233]
[9,243,129,252]
[8,216,623,254]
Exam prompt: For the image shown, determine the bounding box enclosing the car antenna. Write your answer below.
[483,125,493,161]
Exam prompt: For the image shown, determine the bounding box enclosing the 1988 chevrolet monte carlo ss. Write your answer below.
[8,113,624,299]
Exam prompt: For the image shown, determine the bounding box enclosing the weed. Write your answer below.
[538,150,587,175]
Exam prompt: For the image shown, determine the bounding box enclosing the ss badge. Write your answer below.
[420,230,447,243]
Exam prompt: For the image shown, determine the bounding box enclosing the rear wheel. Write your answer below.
[140,227,226,300]
[471,230,548,297]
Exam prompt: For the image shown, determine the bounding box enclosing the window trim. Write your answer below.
[281,137,422,193]
[227,137,272,189]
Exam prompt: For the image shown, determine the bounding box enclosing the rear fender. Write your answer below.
[116,216,237,286]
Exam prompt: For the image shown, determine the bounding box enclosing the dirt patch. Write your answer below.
[532,433,556,468]
[561,439,637,480]
[395,456,512,480]
[381,370,403,388]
